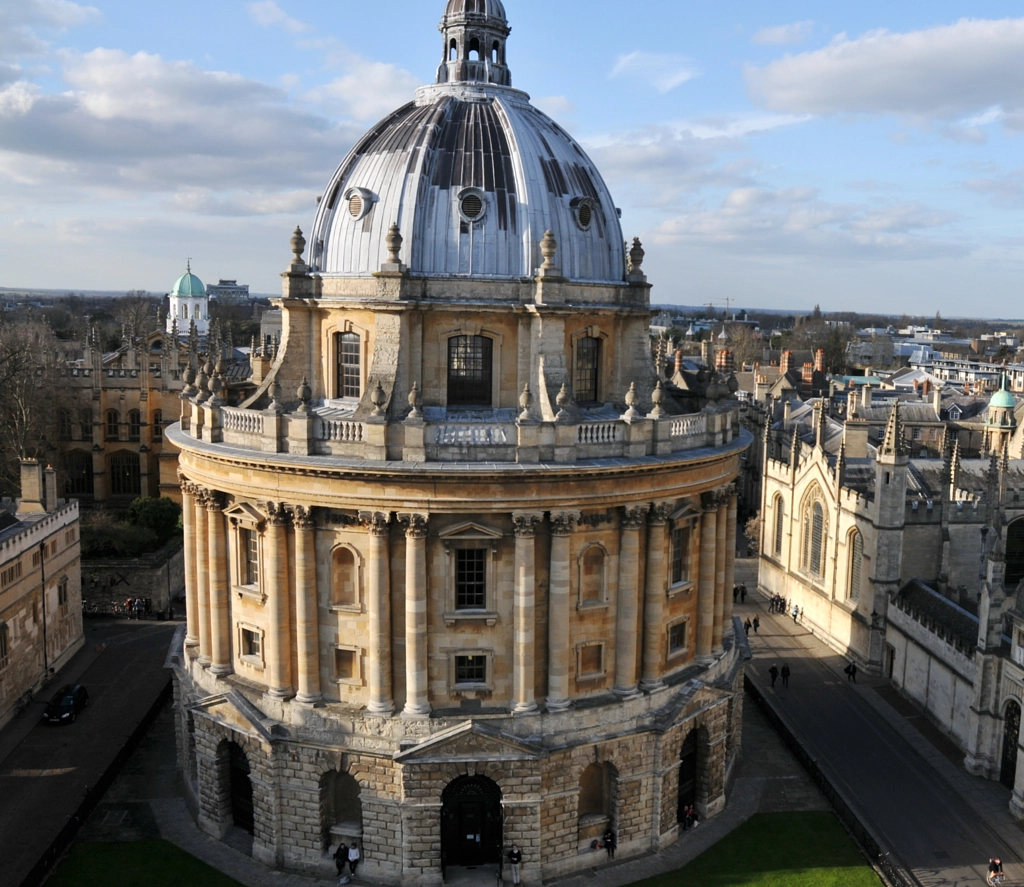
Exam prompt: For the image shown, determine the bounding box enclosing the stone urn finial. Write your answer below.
[386,223,403,265]
[297,375,312,412]
[268,377,283,412]
[540,230,558,270]
[371,382,387,418]
[628,237,645,275]
[556,382,573,421]
[650,380,665,418]
[209,371,224,406]
[408,382,422,419]
[181,363,196,397]
[623,382,641,420]
[290,226,306,265]
[519,383,533,421]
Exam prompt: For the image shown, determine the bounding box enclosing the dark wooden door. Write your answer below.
[441,775,502,871]
[678,730,699,821]
[229,744,255,834]
[1001,701,1021,789]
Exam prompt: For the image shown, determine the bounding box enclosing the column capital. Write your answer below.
[266,501,290,526]
[649,502,673,525]
[360,510,392,536]
[196,487,222,511]
[549,511,580,536]
[512,512,543,537]
[701,490,723,512]
[398,513,429,538]
[292,505,315,530]
[620,504,648,530]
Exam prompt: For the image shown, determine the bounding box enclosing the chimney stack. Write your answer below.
[814,348,825,373]
[861,385,873,410]
[780,351,794,374]
[43,465,57,513]
[17,460,46,515]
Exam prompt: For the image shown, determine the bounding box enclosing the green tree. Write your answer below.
[127,497,183,545]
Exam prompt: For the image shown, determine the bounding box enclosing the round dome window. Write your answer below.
[343,187,375,222]
[572,197,596,231]
[458,188,487,223]
[348,193,363,218]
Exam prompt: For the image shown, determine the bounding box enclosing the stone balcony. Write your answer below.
[182,397,737,466]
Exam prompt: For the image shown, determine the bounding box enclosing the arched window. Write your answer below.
[79,408,93,442]
[574,336,601,404]
[127,409,142,441]
[336,332,362,399]
[109,451,141,497]
[320,770,362,852]
[449,39,458,61]
[105,410,120,441]
[64,451,94,497]
[447,335,492,407]
[491,42,499,63]
[59,410,73,440]
[577,762,617,845]
[773,496,785,557]
[180,304,187,319]
[468,37,480,60]
[801,500,826,577]
[332,547,358,606]
[579,545,606,604]
[152,410,163,441]
[193,304,201,319]
[848,530,863,601]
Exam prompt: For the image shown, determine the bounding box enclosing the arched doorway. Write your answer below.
[1001,700,1021,789]
[441,775,502,871]
[677,729,702,821]
[228,742,254,834]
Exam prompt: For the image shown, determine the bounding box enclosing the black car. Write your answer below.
[43,684,89,724]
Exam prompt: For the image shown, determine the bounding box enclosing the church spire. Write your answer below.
[878,401,906,458]
[437,0,512,86]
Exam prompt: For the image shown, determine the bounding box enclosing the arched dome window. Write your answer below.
[332,547,359,606]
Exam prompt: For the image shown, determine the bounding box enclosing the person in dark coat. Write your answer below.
[845,661,858,683]
[334,842,348,879]
[752,615,760,634]
[740,583,747,603]
[781,663,791,688]
[507,844,523,885]
[768,664,779,688]
[743,617,752,636]
[603,827,616,859]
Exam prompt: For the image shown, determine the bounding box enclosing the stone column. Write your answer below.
[400,514,430,718]
[544,512,575,712]
[265,503,294,698]
[713,493,728,654]
[614,505,648,698]
[194,489,211,667]
[365,512,394,715]
[207,493,232,676]
[723,491,738,640]
[293,506,322,705]
[641,503,672,691]
[696,500,717,661]
[180,479,199,647]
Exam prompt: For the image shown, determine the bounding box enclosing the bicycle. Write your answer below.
[13,689,33,717]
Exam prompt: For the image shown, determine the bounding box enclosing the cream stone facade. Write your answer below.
[0,461,83,729]
[169,2,749,882]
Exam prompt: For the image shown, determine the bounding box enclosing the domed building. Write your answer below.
[169,2,750,883]
[167,262,210,337]
[984,374,1018,456]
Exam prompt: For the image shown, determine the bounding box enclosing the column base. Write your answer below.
[512,700,540,715]
[295,692,324,707]
[697,654,716,666]
[402,703,432,719]
[266,686,295,700]
[208,664,233,677]
[366,700,395,716]
[197,655,212,668]
[545,698,573,713]
[613,685,641,701]
[185,635,199,647]
[639,679,665,693]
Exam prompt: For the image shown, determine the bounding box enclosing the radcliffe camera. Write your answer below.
[0,3,1021,887]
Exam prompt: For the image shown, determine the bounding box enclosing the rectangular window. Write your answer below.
[0,562,22,588]
[579,644,603,677]
[573,337,601,404]
[0,626,8,670]
[79,409,93,442]
[152,411,163,441]
[912,427,922,441]
[335,648,356,681]
[454,654,487,685]
[455,549,486,609]
[447,335,493,407]
[58,579,69,616]
[241,529,259,586]
[241,628,261,659]
[671,526,690,585]
[336,332,362,399]
[668,621,688,654]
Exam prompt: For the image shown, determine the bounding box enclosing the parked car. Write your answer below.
[44,684,89,724]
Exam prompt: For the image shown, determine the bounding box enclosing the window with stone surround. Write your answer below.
[127,409,142,441]
[455,549,486,609]
[800,497,827,579]
[331,546,360,608]
[0,623,8,671]
[773,495,785,557]
[578,544,607,606]
[848,530,863,602]
[152,410,163,441]
[109,451,141,497]
[240,529,260,587]
[64,451,94,498]
[239,625,263,668]
[454,654,487,687]
[334,647,360,683]
[335,332,362,399]
[573,336,601,404]
[576,642,606,680]
[667,617,690,659]
[447,335,493,407]
[58,578,69,617]
[671,526,691,585]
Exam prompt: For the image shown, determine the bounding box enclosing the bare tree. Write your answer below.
[116,291,159,339]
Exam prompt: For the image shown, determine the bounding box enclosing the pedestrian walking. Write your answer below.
[752,616,760,634]
[988,857,1004,884]
[507,843,523,885]
[792,604,799,624]
[347,840,361,878]
[799,606,804,622]
[781,663,790,688]
[733,585,740,602]
[768,664,779,688]
[602,827,616,859]
[334,842,348,881]
[740,584,747,603]
[743,617,752,637]
[845,661,858,683]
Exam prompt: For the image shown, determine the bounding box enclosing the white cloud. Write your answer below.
[747,17,1024,132]
[677,112,809,140]
[247,0,309,35]
[0,0,99,60]
[753,21,814,46]
[304,52,421,122]
[609,52,697,93]
[533,95,576,119]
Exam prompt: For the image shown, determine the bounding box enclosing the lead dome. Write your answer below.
[308,1,623,283]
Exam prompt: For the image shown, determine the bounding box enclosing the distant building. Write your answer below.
[206,279,250,303]
[166,263,210,338]
[0,461,83,730]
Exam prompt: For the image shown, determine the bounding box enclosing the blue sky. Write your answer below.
[2,0,1024,316]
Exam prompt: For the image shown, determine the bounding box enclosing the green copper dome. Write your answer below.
[172,264,205,298]
[990,376,1016,410]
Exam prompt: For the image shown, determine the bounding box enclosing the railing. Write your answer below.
[671,414,707,439]
[222,408,263,436]
[435,425,509,446]
[319,418,364,443]
[577,422,619,445]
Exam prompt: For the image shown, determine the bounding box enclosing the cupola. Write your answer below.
[437,0,512,86]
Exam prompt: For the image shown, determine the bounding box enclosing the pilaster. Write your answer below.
[207,493,232,676]
[614,505,648,698]
[641,503,672,691]
[697,500,717,662]
[293,506,322,705]
[544,511,575,712]
[180,477,199,647]
[399,513,430,718]
[364,511,395,715]
[265,503,294,699]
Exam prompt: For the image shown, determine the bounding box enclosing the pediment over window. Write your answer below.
[439,522,503,542]
[670,504,701,523]
[190,690,282,742]
[224,502,267,526]
[394,721,545,764]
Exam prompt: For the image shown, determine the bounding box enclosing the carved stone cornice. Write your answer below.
[649,502,673,525]
[204,491,225,513]
[549,511,580,537]
[359,511,391,536]
[511,512,543,538]
[577,511,613,529]
[398,513,429,539]
[266,502,290,527]
[620,505,649,530]
[292,505,314,531]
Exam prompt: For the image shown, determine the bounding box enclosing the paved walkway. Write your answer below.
[737,558,1024,887]
[61,627,828,887]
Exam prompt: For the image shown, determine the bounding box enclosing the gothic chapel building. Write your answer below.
[170,2,750,882]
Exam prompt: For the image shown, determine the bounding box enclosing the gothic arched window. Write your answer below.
[848,530,863,601]
[773,495,785,557]
[801,498,827,578]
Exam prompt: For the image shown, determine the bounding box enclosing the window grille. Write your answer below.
[849,532,863,601]
[64,451,94,497]
[574,337,601,404]
[109,451,141,497]
[128,410,142,441]
[671,527,689,584]
[774,498,785,557]
[447,336,492,406]
[455,654,486,684]
[455,549,486,609]
[336,332,362,398]
[669,621,688,653]
[241,529,259,586]
[809,502,825,576]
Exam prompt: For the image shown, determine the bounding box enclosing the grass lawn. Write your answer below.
[632,812,883,887]
[47,840,244,887]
